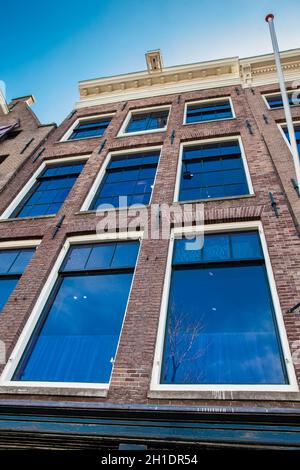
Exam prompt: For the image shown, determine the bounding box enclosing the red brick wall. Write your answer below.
[0,85,299,409]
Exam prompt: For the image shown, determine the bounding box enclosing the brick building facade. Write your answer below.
[0,49,299,449]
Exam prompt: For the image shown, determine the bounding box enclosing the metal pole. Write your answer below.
[265,13,300,196]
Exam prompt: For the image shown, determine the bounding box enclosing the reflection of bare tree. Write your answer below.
[163,301,206,383]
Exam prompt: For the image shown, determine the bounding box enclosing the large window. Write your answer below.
[185,99,233,124]
[178,140,250,201]
[11,161,85,218]
[90,151,159,209]
[265,91,300,109]
[13,240,139,384]
[282,124,300,157]
[67,117,111,141]
[122,108,169,134]
[0,248,35,311]
[160,231,288,386]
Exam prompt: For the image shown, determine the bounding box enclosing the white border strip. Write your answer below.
[150,220,298,392]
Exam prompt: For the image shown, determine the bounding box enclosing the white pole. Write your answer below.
[265,13,300,196]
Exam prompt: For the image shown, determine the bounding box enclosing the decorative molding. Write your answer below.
[75,48,300,109]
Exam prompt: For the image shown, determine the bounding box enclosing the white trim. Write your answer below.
[117,105,171,137]
[81,146,162,212]
[0,155,90,220]
[150,220,298,393]
[173,135,254,203]
[60,113,114,142]
[0,231,143,393]
[262,91,300,110]
[0,239,41,249]
[183,96,236,125]
[277,120,300,153]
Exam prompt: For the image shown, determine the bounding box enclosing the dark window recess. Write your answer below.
[282,125,300,158]
[68,118,111,140]
[125,110,169,133]
[0,248,35,312]
[186,99,233,123]
[11,161,85,218]
[161,231,288,386]
[90,151,159,209]
[266,92,300,109]
[0,155,9,164]
[5,130,21,140]
[179,140,249,201]
[13,241,139,384]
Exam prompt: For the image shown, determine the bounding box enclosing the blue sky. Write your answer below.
[2,0,300,124]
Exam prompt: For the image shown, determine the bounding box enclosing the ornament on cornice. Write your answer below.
[145,50,163,73]
[241,63,252,86]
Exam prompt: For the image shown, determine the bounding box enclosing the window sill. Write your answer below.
[76,204,150,215]
[174,193,255,205]
[183,117,236,126]
[117,128,167,138]
[58,135,105,143]
[148,389,300,401]
[0,214,56,223]
[0,383,109,398]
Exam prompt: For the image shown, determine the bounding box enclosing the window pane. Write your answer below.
[161,265,287,385]
[231,232,263,260]
[85,244,115,270]
[13,164,84,219]
[202,234,230,261]
[14,272,133,383]
[62,246,92,271]
[0,278,19,311]
[111,242,139,268]
[9,249,35,274]
[0,251,19,274]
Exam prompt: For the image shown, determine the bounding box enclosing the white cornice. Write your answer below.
[75,48,300,109]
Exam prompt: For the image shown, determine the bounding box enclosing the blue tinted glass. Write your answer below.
[9,249,35,274]
[0,278,19,311]
[173,238,203,264]
[14,163,83,218]
[68,119,110,140]
[231,232,263,260]
[85,244,115,270]
[62,246,92,271]
[0,251,19,274]
[111,242,139,268]
[42,164,84,178]
[183,141,240,160]
[202,234,230,261]
[161,265,287,385]
[186,100,233,123]
[14,272,133,383]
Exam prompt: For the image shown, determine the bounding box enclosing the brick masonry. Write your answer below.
[0,85,299,409]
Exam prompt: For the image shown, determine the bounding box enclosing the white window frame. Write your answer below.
[150,220,298,393]
[0,230,143,396]
[60,113,114,142]
[81,146,162,212]
[277,120,300,153]
[117,105,171,137]
[173,135,254,203]
[183,96,236,125]
[0,155,90,220]
[262,91,300,110]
